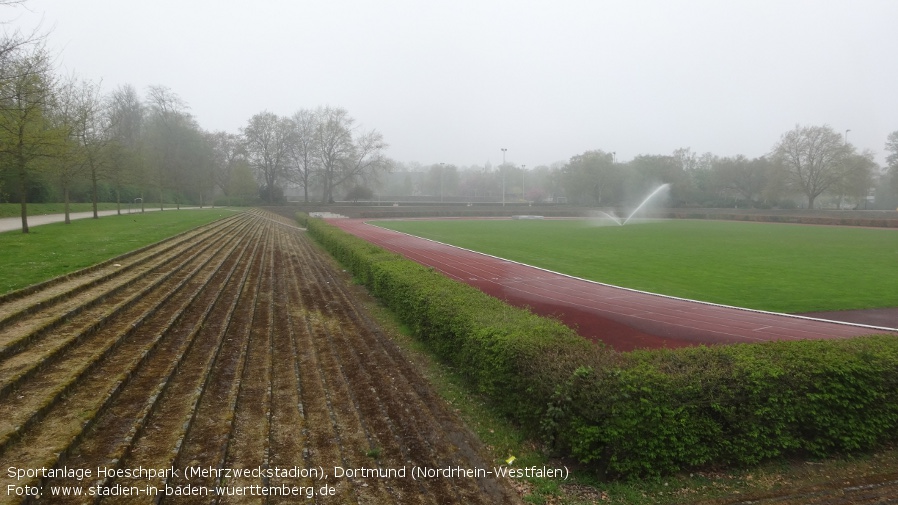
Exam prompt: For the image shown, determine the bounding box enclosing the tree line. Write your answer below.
[555,126,891,210]
[4,1,897,235]
[382,125,897,212]
[0,3,392,232]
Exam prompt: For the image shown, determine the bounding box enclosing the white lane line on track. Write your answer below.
[359,220,898,334]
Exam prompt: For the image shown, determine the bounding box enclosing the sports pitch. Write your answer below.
[375,218,898,314]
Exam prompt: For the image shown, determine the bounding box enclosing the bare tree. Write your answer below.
[107,84,144,213]
[712,155,773,205]
[242,110,293,203]
[287,108,317,203]
[67,78,111,219]
[314,106,354,203]
[144,85,191,209]
[314,106,390,203]
[831,150,877,208]
[772,124,852,209]
[207,130,245,201]
[48,74,89,223]
[886,131,898,198]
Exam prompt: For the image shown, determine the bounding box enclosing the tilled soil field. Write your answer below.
[0,209,521,504]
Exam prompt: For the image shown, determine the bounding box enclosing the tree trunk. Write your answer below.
[64,186,71,224]
[17,153,29,234]
[91,170,99,219]
[19,191,28,234]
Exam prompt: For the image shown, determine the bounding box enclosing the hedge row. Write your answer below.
[301,213,898,478]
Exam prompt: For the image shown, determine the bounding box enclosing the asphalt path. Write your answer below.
[330,218,898,351]
[0,207,191,233]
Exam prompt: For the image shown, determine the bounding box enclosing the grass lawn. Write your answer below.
[376,218,898,313]
[0,209,235,294]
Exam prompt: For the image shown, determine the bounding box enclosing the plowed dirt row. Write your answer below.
[0,209,520,504]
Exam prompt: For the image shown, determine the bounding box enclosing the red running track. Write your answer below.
[330,218,898,352]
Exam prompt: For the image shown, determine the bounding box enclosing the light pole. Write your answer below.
[844,129,851,145]
[501,148,507,206]
[521,164,526,201]
[439,162,445,203]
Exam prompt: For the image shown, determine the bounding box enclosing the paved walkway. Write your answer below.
[0,207,192,233]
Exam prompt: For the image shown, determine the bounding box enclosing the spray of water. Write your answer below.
[621,183,670,225]
[588,184,670,226]
[594,210,622,226]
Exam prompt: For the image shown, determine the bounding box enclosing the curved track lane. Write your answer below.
[330,218,897,351]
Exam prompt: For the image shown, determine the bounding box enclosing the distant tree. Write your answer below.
[712,155,773,205]
[228,161,257,203]
[458,167,492,199]
[106,84,144,213]
[886,130,898,197]
[314,106,390,203]
[345,185,373,202]
[207,130,244,200]
[772,124,852,209]
[68,78,111,219]
[144,85,193,209]
[561,150,619,206]
[626,154,687,204]
[287,108,318,202]
[180,125,215,207]
[425,163,458,199]
[242,110,293,204]
[674,148,717,204]
[48,75,90,223]
[830,151,877,208]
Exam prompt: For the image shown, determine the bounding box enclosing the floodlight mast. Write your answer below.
[439,162,445,203]
[501,148,507,206]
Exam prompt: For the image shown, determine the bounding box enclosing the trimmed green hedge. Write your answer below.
[301,213,898,479]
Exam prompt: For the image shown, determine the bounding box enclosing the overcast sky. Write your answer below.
[10,0,898,168]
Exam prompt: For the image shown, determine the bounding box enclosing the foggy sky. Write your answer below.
[11,0,898,168]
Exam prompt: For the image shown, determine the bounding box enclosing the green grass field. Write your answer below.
[0,209,235,294]
[376,219,898,313]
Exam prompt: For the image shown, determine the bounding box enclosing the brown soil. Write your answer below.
[0,209,520,504]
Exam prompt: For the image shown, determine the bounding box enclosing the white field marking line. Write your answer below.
[519,276,836,338]
[342,223,500,283]
[510,277,811,337]
[364,220,898,334]
[362,237,487,283]
[493,279,771,342]
[499,277,814,342]
[357,224,833,342]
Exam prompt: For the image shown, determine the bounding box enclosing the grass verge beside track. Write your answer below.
[376,218,898,313]
[0,209,234,294]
